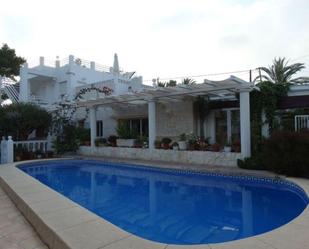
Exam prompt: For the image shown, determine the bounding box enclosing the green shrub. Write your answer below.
[238,130,309,177]
[237,155,265,170]
[75,127,90,143]
[53,125,79,154]
[0,103,51,140]
[262,131,309,177]
[95,138,107,146]
[116,122,137,139]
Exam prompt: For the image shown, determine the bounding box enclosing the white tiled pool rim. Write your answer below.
[0,158,308,249]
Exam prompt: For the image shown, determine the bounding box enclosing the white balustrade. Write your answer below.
[14,140,49,153]
[295,115,309,131]
[1,133,53,164]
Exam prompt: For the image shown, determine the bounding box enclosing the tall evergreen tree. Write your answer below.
[0,44,26,80]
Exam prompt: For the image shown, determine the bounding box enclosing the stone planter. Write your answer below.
[178,141,187,150]
[116,139,136,148]
[172,146,179,150]
[224,146,231,152]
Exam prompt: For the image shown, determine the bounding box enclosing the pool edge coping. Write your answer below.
[0,158,308,249]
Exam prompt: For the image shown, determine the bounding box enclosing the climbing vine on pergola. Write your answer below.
[52,86,113,134]
[74,86,113,100]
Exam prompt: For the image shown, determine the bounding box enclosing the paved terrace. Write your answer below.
[0,187,48,249]
[0,158,309,249]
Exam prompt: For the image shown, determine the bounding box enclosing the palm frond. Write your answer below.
[257,57,307,85]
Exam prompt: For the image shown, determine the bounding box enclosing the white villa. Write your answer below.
[1,54,309,166]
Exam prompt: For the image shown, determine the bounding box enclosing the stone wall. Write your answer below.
[156,100,195,139]
[78,146,243,167]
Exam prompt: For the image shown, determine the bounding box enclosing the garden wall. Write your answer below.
[78,146,243,167]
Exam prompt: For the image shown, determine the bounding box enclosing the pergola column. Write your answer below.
[226,110,232,144]
[89,107,97,150]
[240,91,251,157]
[148,100,156,150]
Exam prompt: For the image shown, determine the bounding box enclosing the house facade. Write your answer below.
[2,54,309,166]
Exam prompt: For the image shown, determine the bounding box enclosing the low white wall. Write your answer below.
[78,146,243,167]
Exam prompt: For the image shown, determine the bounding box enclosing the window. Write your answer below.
[215,111,227,145]
[215,109,240,145]
[231,110,240,143]
[96,120,103,137]
[118,118,148,137]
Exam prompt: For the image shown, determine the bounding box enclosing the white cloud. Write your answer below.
[1,0,309,82]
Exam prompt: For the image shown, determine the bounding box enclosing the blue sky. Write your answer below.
[1,0,309,83]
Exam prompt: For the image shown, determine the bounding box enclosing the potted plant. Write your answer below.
[14,145,25,161]
[197,137,210,151]
[232,139,241,152]
[116,122,136,147]
[224,141,232,152]
[134,135,147,148]
[107,135,118,147]
[161,137,172,149]
[154,139,161,149]
[35,150,44,159]
[46,150,54,158]
[95,138,107,147]
[137,135,148,148]
[178,133,187,150]
[75,127,90,146]
[172,142,179,150]
[187,133,197,150]
[211,143,221,152]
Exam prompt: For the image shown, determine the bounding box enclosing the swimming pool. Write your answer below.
[19,160,308,245]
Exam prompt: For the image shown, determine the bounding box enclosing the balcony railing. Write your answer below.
[295,115,309,131]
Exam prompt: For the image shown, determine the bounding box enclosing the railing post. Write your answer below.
[1,137,7,164]
[7,136,14,163]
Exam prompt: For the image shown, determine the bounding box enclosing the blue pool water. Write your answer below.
[19,160,308,245]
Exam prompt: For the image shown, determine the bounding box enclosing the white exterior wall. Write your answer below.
[96,106,117,137]
[19,55,143,108]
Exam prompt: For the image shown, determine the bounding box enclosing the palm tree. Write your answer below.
[255,57,309,84]
[182,78,196,85]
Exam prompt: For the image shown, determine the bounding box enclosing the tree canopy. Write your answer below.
[0,103,51,140]
[255,57,309,85]
[0,43,26,80]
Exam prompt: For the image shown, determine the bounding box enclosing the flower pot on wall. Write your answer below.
[211,143,221,152]
[224,146,231,152]
[116,139,136,148]
[162,143,170,150]
[84,141,90,146]
[154,140,161,149]
[178,141,187,150]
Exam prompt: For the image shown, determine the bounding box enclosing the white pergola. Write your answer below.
[77,76,255,157]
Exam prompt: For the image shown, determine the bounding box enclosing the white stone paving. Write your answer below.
[0,186,48,249]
